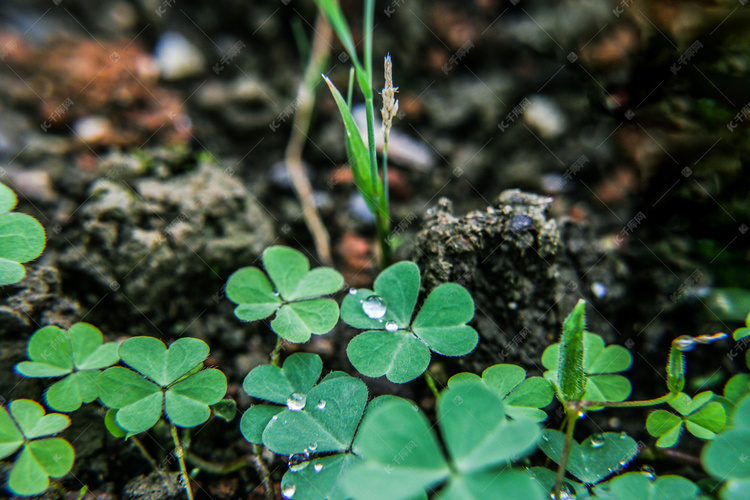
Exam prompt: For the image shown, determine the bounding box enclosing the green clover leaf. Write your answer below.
[591,472,701,500]
[448,364,554,422]
[343,383,543,500]
[0,400,75,497]
[733,312,750,341]
[542,332,632,404]
[342,261,478,383]
[15,323,120,412]
[702,393,750,500]
[538,430,639,484]
[646,391,726,448]
[0,183,46,286]
[97,337,227,434]
[226,246,344,343]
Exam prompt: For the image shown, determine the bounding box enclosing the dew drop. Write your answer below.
[288,451,310,472]
[308,442,318,452]
[640,465,657,480]
[316,400,326,410]
[272,290,280,297]
[542,434,550,442]
[362,295,387,319]
[287,393,306,411]
[314,462,324,473]
[385,321,398,332]
[549,482,576,500]
[282,484,296,499]
[271,415,278,421]
[348,288,357,295]
[619,431,628,440]
[590,433,605,448]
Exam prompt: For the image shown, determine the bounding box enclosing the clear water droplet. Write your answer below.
[282,484,296,498]
[590,433,605,448]
[348,288,357,295]
[271,415,279,421]
[287,393,306,411]
[385,321,398,332]
[549,482,576,500]
[362,295,387,319]
[316,400,326,410]
[378,318,383,323]
[314,462,324,473]
[308,442,318,452]
[640,465,656,480]
[272,290,280,297]
[619,431,628,440]
[542,434,550,442]
[288,451,310,472]
[618,458,631,467]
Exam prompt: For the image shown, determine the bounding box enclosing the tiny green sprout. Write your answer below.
[97,336,227,434]
[702,393,750,499]
[538,430,639,485]
[448,364,554,422]
[343,383,543,500]
[590,472,701,499]
[0,182,46,286]
[542,330,633,405]
[226,246,344,343]
[341,261,478,383]
[0,399,75,496]
[646,391,726,448]
[15,323,120,412]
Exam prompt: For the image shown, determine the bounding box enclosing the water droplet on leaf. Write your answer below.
[362,295,387,319]
[590,433,605,448]
[314,462,323,473]
[385,321,398,332]
[348,288,357,295]
[272,290,280,297]
[549,482,576,500]
[308,442,318,451]
[287,393,306,411]
[288,451,310,472]
[316,400,326,410]
[640,465,656,480]
[282,484,296,498]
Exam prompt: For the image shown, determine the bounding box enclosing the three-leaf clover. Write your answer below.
[15,323,120,412]
[448,364,554,422]
[342,383,544,500]
[591,472,701,499]
[226,246,344,343]
[702,393,750,500]
[542,332,632,403]
[97,337,227,434]
[240,353,371,500]
[0,399,75,496]
[538,430,639,484]
[646,391,726,448]
[0,182,46,286]
[341,261,478,383]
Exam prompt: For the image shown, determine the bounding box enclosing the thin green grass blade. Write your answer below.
[558,299,587,403]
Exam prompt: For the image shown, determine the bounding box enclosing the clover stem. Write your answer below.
[170,425,195,500]
[423,370,440,400]
[270,337,284,367]
[552,405,579,500]
[250,445,276,500]
[130,436,161,472]
[580,392,677,409]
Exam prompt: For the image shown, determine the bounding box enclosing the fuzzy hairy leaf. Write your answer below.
[558,299,587,402]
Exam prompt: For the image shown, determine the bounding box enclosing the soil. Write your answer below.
[0,0,749,498]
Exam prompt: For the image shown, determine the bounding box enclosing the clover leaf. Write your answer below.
[591,472,701,500]
[15,323,120,412]
[702,393,750,500]
[0,399,75,497]
[448,364,554,422]
[97,337,227,434]
[733,312,750,341]
[542,332,632,404]
[343,383,544,500]
[0,182,46,286]
[538,430,639,484]
[341,261,478,383]
[226,246,344,343]
[646,391,726,448]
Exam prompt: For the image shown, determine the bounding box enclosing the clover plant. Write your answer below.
[646,391,726,448]
[0,182,46,286]
[15,323,120,412]
[702,393,750,499]
[226,246,344,343]
[590,472,702,500]
[341,261,478,383]
[447,363,554,422]
[342,382,544,500]
[0,399,74,496]
[97,336,227,433]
